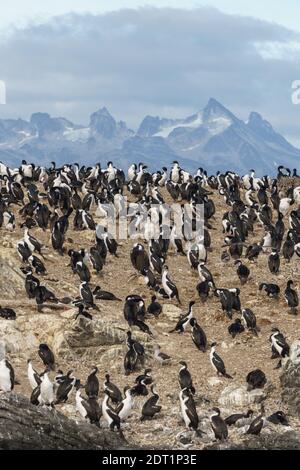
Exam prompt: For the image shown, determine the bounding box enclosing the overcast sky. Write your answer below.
[0,2,299,146]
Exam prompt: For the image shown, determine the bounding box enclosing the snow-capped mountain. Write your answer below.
[0,98,299,174]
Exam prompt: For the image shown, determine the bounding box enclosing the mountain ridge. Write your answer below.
[0,98,299,175]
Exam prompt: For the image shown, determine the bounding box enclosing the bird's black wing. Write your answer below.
[213,352,226,375]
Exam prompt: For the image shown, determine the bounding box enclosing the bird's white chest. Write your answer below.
[76,392,88,418]
[28,366,37,389]
[102,401,113,424]
[0,363,11,392]
[40,376,54,404]
[119,396,133,420]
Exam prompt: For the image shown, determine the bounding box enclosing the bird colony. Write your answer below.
[0,160,299,449]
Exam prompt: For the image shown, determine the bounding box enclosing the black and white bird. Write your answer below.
[28,255,47,275]
[0,306,16,320]
[178,361,195,394]
[75,304,93,320]
[210,343,232,379]
[93,286,121,302]
[169,301,195,333]
[140,385,162,421]
[79,281,99,310]
[124,342,139,376]
[27,359,42,390]
[170,225,185,256]
[246,369,267,391]
[24,227,43,256]
[179,387,199,431]
[282,231,295,262]
[241,308,258,336]
[75,383,101,427]
[269,328,290,364]
[102,392,122,432]
[284,280,299,314]
[225,410,253,426]
[234,260,250,284]
[123,295,146,324]
[187,242,207,269]
[149,246,165,275]
[130,376,149,397]
[162,265,181,303]
[134,368,153,388]
[104,374,122,404]
[147,296,162,317]
[85,366,99,398]
[196,280,213,302]
[40,369,55,407]
[259,282,280,298]
[154,345,171,366]
[246,406,265,435]
[268,249,280,274]
[245,243,262,262]
[38,343,55,371]
[267,411,289,426]
[197,262,215,285]
[75,261,91,283]
[130,243,150,274]
[116,387,134,421]
[56,370,77,404]
[190,318,207,352]
[210,408,228,440]
[17,240,32,262]
[228,318,245,338]
[102,231,119,257]
[89,246,104,274]
[126,331,145,365]
[0,358,15,392]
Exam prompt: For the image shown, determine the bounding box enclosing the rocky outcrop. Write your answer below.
[0,253,24,298]
[0,321,38,356]
[0,392,134,450]
[205,431,300,450]
[218,384,265,407]
[52,314,152,362]
[280,340,300,416]
[162,304,182,321]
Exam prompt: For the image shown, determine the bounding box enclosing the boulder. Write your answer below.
[204,430,300,450]
[0,392,134,450]
[162,304,182,321]
[280,340,300,416]
[52,315,151,361]
[0,319,38,356]
[207,376,222,387]
[218,384,265,407]
[98,345,125,368]
[0,254,24,299]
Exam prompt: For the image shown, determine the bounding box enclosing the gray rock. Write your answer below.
[280,340,300,416]
[176,431,193,446]
[53,315,151,360]
[207,376,222,387]
[162,304,182,321]
[219,384,265,407]
[0,320,38,356]
[204,430,300,450]
[0,392,135,450]
[0,255,24,298]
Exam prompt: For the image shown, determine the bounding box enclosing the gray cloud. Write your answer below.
[0,6,300,144]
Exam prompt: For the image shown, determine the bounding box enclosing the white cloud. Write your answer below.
[0,7,299,144]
